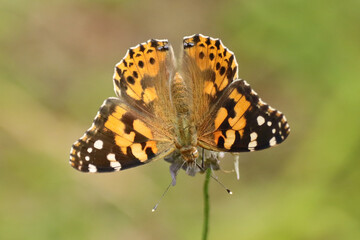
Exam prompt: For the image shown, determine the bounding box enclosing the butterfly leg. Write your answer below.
[201,148,205,169]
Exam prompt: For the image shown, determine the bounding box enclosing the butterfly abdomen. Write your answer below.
[171,72,198,161]
[171,73,191,116]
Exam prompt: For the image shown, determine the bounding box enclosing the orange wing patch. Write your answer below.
[198,79,290,152]
[113,39,174,107]
[183,34,238,99]
[70,98,175,173]
[227,89,251,130]
[209,86,250,150]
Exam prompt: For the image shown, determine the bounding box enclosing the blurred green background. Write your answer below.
[1,0,359,239]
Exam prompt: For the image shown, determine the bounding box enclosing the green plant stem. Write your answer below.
[202,168,211,240]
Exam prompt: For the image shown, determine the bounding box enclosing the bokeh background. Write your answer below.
[1,0,359,239]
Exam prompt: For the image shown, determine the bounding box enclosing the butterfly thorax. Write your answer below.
[171,73,199,162]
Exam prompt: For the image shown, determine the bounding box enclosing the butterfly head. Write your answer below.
[179,145,199,162]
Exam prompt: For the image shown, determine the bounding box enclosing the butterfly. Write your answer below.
[69,34,290,176]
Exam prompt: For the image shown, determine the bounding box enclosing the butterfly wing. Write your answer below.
[181,34,290,152]
[113,39,176,130]
[70,98,175,172]
[198,80,290,152]
[181,34,239,125]
[70,39,177,173]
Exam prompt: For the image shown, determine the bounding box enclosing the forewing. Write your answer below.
[70,98,175,173]
[181,34,238,124]
[113,39,176,127]
[198,80,290,152]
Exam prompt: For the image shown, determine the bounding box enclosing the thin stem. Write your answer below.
[202,168,211,240]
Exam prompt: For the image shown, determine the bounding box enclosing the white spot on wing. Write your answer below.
[88,164,97,173]
[272,128,276,134]
[249,132,258,149]
[87,148,93,153]
[248,141,257,148]
[257,116,265,126]
[267,121,272,126]
[110,161,121,171]
[269,137,277,146]
[259,99,266,106]
[107,153,116,161]
[250,132,258,141]
[85,156,90,161]
[94,140,103,149]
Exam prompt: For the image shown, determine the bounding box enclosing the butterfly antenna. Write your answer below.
[152,161,186,212]
[196,163,233,195]
[152,179,173,212]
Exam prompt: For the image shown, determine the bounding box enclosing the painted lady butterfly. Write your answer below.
[70,34,290,176]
